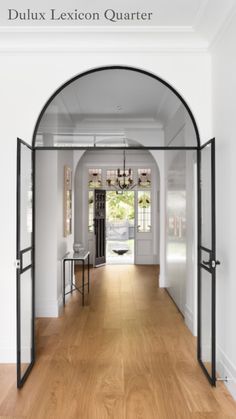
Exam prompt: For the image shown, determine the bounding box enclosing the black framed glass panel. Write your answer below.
[198,138,219,386]
[17,138,35,388]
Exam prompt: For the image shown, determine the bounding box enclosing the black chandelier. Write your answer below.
[107,149,136,191]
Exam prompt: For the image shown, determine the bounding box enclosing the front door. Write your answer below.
[198,138,220,385]
[94,189,106,266]
[16,138,35,388]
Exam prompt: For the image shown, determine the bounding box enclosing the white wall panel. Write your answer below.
[212,13,236,399]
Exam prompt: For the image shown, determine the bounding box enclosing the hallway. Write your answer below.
[1,265,236,418]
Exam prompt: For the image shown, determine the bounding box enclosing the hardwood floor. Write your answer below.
[1,265,236,418]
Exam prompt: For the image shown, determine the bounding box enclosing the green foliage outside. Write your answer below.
[106,191,134,221]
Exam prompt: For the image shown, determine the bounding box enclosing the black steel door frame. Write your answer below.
[16,138,35,388]
[17,140,217,387]
[197,137,219,386]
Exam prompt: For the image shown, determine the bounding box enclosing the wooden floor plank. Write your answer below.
[0,265,236,419]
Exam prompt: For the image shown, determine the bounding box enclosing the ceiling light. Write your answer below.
[107,149,136,191]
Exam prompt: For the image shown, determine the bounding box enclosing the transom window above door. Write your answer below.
[88,169,102,188]
[138,191,152,232]
[88,168,151,190]
[106,170,118,187]
[138,169,151,188]
[106,169,134,188]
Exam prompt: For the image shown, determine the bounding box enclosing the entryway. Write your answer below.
[16,65,220,390]
[75,148,159,267]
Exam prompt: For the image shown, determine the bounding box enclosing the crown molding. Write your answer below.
[0,47,209,54]
[192,0,210,29]
[209,5,236,50]
[0,28,208,53]
[0,25,194,34]
[194,0,236,49]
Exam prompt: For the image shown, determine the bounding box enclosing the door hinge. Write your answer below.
[15,259,21,269]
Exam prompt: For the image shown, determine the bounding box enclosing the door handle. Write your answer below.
[211,260,220,268]
[203,259,220,268]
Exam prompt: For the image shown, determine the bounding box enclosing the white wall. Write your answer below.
[36,151,58,316]
[57,150,74,302]
[212,14,236,398]
[165,149,187,315]
[164,106,197,333]
[0,50,211,361]
[36,150,74,317]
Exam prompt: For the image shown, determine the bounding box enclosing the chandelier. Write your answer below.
[116,150,136,190]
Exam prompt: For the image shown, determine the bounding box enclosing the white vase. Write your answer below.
[73,243,82,253]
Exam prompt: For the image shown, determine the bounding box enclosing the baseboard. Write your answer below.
[36,298,61,317]
[153,254,159,264]
[159,273,166,288]
[0,344,16,363]
[57,294,64,316]
[185,304,195,335]
[217,345,236,400]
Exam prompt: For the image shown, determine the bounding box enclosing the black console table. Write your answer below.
[62,251,90,306]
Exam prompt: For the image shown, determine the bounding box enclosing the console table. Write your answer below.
[62,251,90,306]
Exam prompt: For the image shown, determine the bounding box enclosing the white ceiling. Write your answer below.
[38,68,182,132]
[56,69,174,120]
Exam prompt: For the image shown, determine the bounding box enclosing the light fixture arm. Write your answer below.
[114,149,136,191]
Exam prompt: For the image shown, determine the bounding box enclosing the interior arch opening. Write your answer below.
[25,65,204,390]
[34,65,198,336]
[74,147,160,266]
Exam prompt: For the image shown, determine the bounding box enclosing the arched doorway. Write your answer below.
[16,66,218,388]
[74,147,160,267]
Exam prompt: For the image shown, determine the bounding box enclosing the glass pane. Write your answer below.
[138,169,151,188]
[88,169,102,188]
[200,248,211,267]
[53,134,94,147]
[106,170,118,187]
[201,144,212,249]
[200,268,212,376]
[88,191,94,232]
[22,249,32,271]
[34,68,199,149]
[20,145,32,249]
[138,191,151,232]
[167,190,186,262]
[20,268,32,377]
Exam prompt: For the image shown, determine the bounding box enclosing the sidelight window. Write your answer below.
[137,191,151,232]
[88,191,94,232]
